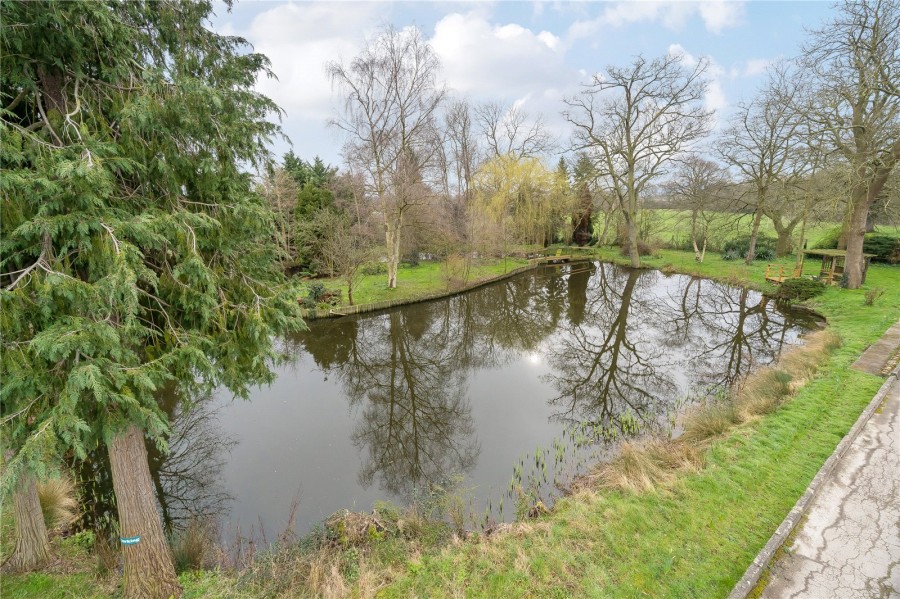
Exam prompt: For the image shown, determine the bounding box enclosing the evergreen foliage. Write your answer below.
[776,278,827,302]
[1,0,304,489]
[721,236,776,261]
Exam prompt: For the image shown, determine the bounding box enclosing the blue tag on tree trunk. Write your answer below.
[120,536,141,545]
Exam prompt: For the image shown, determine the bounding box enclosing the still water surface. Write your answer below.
[158,262,820,537]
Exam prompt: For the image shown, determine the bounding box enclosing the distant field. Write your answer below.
[594,209,900,251]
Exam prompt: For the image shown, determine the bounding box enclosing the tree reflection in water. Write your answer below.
[288,262,816,523]
[297,273,565,498]
[546,263,815,443]
[74,391,235,535]
[546,265,677,439]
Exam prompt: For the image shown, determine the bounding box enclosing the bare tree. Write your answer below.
[321,214,373,306]
[476,101,556,159]
[801,0,900,288]
[328,26,446,289]
[564,52,714,267]
[258,167,300,267]
[443,98,481,204]
[666,155,730,262]
[717,62,809,263]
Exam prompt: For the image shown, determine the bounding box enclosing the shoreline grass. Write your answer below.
[376,252,898,598]
[3,248,898,598]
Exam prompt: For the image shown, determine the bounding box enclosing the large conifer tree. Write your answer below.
[1,2,302,595]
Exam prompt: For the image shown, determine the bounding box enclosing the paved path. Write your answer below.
[852,320,900,375]
[761,375,900,598]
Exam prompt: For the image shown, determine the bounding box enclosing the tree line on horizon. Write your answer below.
[259,0,897,297]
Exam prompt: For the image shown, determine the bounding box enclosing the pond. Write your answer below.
[147,262,821,539]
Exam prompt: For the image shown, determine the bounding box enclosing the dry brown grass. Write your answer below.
[735,330,840,421]
[590,329,842,494]
[681,401,739,443]
[37,475,79,532]
[591,439,703,493]
[733,366,793,420]
[230,503,445,598]
[171,517,217,573]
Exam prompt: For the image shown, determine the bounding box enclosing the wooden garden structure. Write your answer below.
[766,249,875,286]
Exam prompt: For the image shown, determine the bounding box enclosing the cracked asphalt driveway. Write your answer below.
[762,377,900,598]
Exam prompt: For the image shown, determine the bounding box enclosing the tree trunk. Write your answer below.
[745,208,763,264]
[795,210,809,270]
[597,210,612,246]
[774,227,792,257]
[108,425,181,599]
[6,472,51,572]
[843,193,870,289]
[384,216,402,290]
[624,211,640,268]
[692,235,707,263]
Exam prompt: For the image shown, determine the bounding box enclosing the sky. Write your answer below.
[210,1,837,168]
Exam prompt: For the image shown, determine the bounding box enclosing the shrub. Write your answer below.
[620,239,656,258]
[777,277,826,302]
[361,262,387,276]
[441,254,470,291]
[862,235,900,263]
[721,235,776,261]
[864,287,885,306]
[302,283,341,308]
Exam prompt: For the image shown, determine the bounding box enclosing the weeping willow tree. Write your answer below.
[471,155,571,252]
[0,2,303,596]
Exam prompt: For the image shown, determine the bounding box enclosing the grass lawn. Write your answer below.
[301,256,531,308]
[4,249,898,598]
[379,251,900,598]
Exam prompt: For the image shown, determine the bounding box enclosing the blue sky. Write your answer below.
[211,1,836,167]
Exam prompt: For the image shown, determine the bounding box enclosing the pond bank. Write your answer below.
[302,246,830,322]
[4,250,898,599]
[374,257,899,598]
[301,254,595,320]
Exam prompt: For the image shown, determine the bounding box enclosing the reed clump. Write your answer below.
[37,475,79,533]
[235,501,452,599]
[171,517,217,573]
[595,329,841,493]
[592,439,703,493]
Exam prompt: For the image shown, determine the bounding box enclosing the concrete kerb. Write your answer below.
[728,363,900,599]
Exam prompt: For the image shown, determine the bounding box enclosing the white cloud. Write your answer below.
[668,43,698,67]
[241,2,382,122]
[698,1,745,34]
[429,12,575,100]
[569,1,745,40]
